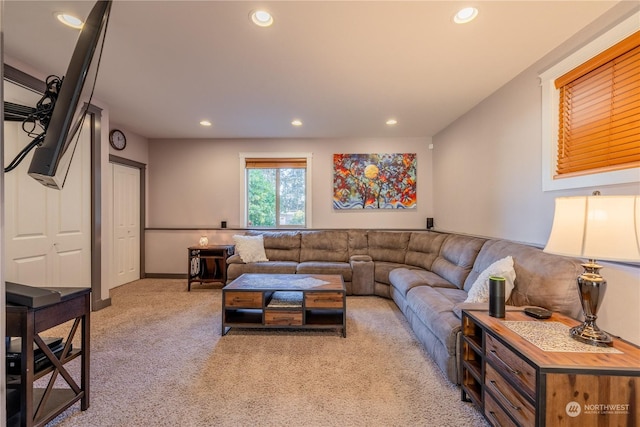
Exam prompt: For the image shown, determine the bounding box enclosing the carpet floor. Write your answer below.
[42,278,488,427]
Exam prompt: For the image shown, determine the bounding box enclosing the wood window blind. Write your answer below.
[245,158,307,169]
[554,31,640,177]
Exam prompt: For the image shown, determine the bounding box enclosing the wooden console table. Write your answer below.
[461,309,640,426]
[6,287,90,427]
[187,245,234,291]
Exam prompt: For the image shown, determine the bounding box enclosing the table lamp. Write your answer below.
[544,194,640,347]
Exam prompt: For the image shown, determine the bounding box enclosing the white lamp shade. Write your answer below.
[544,195,640,262]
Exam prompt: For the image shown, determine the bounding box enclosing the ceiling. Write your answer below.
[3,1,622,140]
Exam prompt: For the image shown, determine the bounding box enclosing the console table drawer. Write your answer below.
[486,333,536,400]
[305,292,344,308]
[485,363,535,427]
[484,391,517,427]
[265,310,303,325]
[225,291,263,308]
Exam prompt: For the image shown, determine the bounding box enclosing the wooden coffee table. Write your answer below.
[222,273,346,337]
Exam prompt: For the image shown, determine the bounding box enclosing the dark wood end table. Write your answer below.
[6,287,90,427]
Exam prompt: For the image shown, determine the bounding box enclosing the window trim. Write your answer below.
[239,152,313,228]
[539,11,640,191]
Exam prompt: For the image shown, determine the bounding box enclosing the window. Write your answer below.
[555,31,639,177]
[540,12,640,191]
[239,153,312,228]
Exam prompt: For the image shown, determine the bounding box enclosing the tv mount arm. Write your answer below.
[4,101,36,122]
[4,75,63,173]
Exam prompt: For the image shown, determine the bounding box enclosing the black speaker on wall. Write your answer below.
[426,218,434,229]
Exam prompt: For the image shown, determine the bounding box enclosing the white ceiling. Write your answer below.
[3,1,622,140]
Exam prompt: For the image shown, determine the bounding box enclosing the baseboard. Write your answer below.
[145,273,187,279]
[92,297,111,311]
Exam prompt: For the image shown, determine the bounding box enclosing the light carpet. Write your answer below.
[43,278,488,426]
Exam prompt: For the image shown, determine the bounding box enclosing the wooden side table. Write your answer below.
[460,309,640,426]
[6,287,90,427]
[187,245,234,291]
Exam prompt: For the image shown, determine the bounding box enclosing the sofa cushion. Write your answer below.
[296,261,352,281]
[233,235,269,263]
[389,268,457,297]
[350,255,372,262]
[388,268,427,296]
[406,286,467,352]
[404,232,448,270]
[367,231,410,263]
[431,234,486,289]
[464,239,583,319]
[226,261,298,281]
[348,229,369,257]
[300,230,349,262]
[464,256,516,303]
[247,231,301,262]
[373,262,410,285]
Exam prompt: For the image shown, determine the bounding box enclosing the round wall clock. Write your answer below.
[109,129,127,150]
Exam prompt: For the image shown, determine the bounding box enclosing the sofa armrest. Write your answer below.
[227,254,245,265]
[350,255,374,295]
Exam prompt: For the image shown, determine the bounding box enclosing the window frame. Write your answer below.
[239,152,313,228]
[539,11,640,191]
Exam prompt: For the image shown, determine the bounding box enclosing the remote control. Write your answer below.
[524,307,552,319]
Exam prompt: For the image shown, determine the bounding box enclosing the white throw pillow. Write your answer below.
[233,235,269,263]
[465,256,516,303]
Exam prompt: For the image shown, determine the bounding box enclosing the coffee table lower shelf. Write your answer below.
[223,309,346,337]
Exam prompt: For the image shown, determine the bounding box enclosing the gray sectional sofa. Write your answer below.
[226,229,583,384]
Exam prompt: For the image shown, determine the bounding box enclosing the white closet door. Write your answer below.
[112,163,140,287]
[4,119,92,287]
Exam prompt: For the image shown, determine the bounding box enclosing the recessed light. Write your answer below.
[56,12,84,29]
[386,119,398,126]
[200,120,212,127]
[251,10,274,27]
[291,119,303,127]
[454,7,478,24]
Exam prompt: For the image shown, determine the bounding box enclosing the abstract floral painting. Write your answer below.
[333,153,417,209]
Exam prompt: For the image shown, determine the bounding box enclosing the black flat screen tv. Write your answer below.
[27,0,112,189]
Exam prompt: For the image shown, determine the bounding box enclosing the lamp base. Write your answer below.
[570,320,613,347]
[570,260,613,347]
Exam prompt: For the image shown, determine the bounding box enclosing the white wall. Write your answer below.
[145,229,237,275]
[432,4,640,344]
[145,137,433,274]
[109,124,149,166]
[147,137,433,229]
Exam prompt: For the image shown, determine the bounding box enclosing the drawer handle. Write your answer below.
[489,380,522,411]
[489,349,521,376]
[312,298,339,303]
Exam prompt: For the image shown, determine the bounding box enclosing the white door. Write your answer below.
[4,110,92,287]
[112,163,140,287]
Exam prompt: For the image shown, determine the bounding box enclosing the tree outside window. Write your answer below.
[247,167,306,227]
